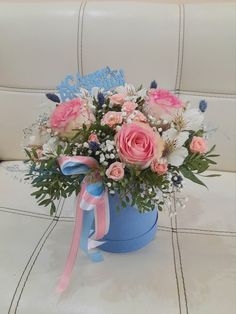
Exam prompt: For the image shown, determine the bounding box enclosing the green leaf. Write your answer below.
[50,202,56,216]
[24,149,31,159]
[205,158,217,165]
[197,161,209,173]
[31,148,38,159]
[206,145,216,155]
[121,200,126,208]
[206,154,220,158]
[200,174,221,177]
[180,166,207,188]
[38,199,51,206]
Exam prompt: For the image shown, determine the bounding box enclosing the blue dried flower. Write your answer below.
[97,92,105,108]
[172,175,183,187]
[199,100,207,112]
[89,141,100,152]
[150,80,157,89]
[46,93,60,103]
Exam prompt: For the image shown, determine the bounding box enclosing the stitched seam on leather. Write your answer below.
[0,87,56,93]
[0,206,51,218]
[177,4,185,93]
[14,218,61,313]
[80,1,87,76]
[173,193,189,314]
[8,199,63,314]
[179,90,236,98]
[0,86,235,98]
[176,227,236,235]
[175,4,183,92]
[171,217,182,314]
[0,209,53,221]
[77,2,84,73]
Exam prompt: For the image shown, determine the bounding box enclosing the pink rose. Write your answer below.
[110,93,126,105]
[88,133,99,143]
[190,136,207,154]
[101,111,123,128]
[145,89,183,119]
[50,98,95,138]
[115,122,163,169]
[129,110,147,123]
[151,160,168,175]
[106,162,125,181]
[122,101,137,114]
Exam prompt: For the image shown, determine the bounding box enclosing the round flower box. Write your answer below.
[100,193,158,253]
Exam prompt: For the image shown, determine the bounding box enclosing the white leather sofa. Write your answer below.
[0,1,235,314]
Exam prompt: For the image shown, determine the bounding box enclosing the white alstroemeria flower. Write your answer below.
[136,88,148,99]
[116,84,136,95]
[87,101,96,112]
[79,88,90,98]
[174,108,204,132]
[115,84,147,101]
[42,137,59,156]
[162,128,189,167]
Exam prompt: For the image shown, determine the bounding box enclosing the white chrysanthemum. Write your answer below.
[162,128,189,166]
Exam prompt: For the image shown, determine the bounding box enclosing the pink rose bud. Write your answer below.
[109,93,126,105]
[105,162,125,181]
[122,101,137,114]
[101,111,123,128]
[131,110,147,123]
[190,136,207,154]
[88,133,99,143]
[151,160,168,175]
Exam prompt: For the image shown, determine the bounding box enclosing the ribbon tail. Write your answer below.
[56,194,83,294]
[80,210,103,262]
[93,190,110,240]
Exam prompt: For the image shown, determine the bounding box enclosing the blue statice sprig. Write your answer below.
[97,92,105,109]
[150,80,158,89]
[46,93,61,103]
[199,100,207,112]
[172,175,183,187]
[89,141,100,152]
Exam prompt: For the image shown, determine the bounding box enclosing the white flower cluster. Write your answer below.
[115,84,147,101]
[92,139,118,166]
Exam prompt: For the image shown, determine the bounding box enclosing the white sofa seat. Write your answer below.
[0,161,235,314]
[0,1,235,313]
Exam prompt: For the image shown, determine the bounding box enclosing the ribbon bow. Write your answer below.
[56,156,109,293]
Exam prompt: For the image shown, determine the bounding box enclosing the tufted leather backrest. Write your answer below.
[0,1,235,171]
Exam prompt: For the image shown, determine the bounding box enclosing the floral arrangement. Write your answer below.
[24,68,219,216]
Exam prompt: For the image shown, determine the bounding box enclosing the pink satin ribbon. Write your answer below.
[56,156,109,294]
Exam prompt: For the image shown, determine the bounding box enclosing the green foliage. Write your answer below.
[24,89,220,216]
[180,144,220,188]
[25,157,82,215]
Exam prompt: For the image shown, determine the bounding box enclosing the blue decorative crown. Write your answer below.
[57,67,125,102]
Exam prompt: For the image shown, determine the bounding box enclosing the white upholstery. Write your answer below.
[0,2,235,314]
[0,161,235,314]
[0,1,235,171]
[180,3,236,94]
